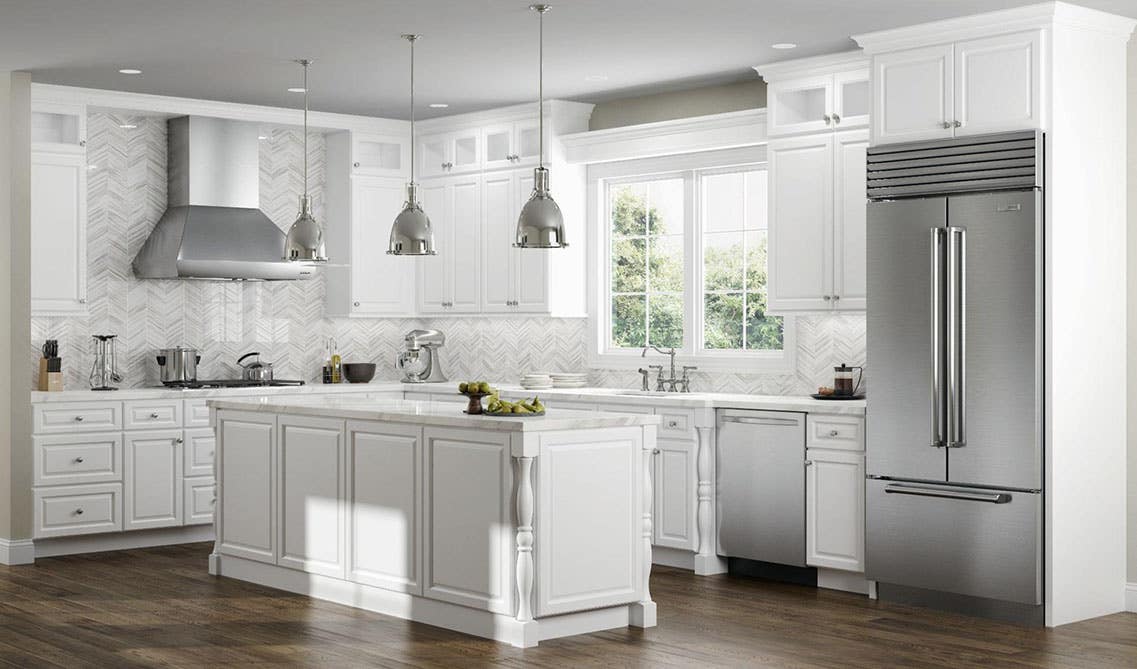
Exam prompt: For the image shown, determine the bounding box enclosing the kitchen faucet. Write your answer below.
[641,346,695,392]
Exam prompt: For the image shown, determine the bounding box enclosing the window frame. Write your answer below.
[586,146,796,373]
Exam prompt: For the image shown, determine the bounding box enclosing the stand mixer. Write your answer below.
[396,329,448,384]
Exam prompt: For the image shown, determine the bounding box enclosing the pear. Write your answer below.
[458,382,468,393]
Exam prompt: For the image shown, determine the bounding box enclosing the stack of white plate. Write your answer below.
[520,373,553,389]
[550,372,589,388]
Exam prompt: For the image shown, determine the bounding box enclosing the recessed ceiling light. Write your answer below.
[118,68,142,75]
[584,74,609,82]
[119,123,137,129]
[428,103,449,109]
[287,87,307,93]
[771,43,797,50]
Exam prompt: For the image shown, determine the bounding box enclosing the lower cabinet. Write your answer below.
[217,411,277,564]
[277,415,346,577]
[653,438,697,551]
[34,482,122,538]
[123,430,183,531]
[805,448,865,572]
[183,477,216,525]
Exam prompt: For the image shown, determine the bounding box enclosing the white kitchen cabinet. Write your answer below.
[31,150,87,315]
[183,426,216,477]
[870,31,1042,144]
[418,128,481,178]
[277,415,346,578]
[33,433,122,487]
[757,54,869,138]
[350,133,409,178]
[325,133,416,317]
[805,448,865,572]
[482,169,549,313]
[217,411,277,564]
[34,483,122,539]
[347,421,422,594]
[417,174,482,313]
[482,120,542,171]
[653,438,696,551]
[31,101,86,153]
[768,130,867,312]
[123,430,183,531]
[183,476,216,525]
[423,427,513,614]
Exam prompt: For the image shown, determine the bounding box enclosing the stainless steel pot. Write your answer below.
[237,352,274,382]
[157,347,201,385]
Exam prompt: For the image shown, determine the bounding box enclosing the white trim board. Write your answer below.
[1126,583,1137,613]
[754,50,869,82]
[0,538,36,566]
[34,525,214,559]
[561,109,766,165]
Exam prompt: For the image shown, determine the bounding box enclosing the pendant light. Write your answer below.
[284,59,328,262]
[515,4,567,249]
[388,34,436,256]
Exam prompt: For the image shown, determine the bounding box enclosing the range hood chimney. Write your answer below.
[132,116,314,281]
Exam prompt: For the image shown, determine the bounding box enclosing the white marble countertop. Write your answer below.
[31,380,865,415]
[209,396,661,432]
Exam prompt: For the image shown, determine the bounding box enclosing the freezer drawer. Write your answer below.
[716,410,806,567]
[865,479,1041,604]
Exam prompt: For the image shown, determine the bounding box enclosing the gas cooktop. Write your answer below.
[157,379,306,390]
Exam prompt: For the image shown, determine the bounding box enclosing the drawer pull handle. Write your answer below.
[667,420,679,428]
[829,429,839,437]
[74,457,84,464]
[75,508,84,515]
[74,416,84,422]
[149,412,160,419]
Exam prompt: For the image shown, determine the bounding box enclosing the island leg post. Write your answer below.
[630,432,657,628]
[514,455,538,646]
[693,424,727,575]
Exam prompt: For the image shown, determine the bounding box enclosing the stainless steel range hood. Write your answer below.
[132,116,314,281]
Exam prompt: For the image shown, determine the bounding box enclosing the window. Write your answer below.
[590,148,793,371]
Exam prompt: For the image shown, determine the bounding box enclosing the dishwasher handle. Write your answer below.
[884,483,1011,504]
[719,415,801,427]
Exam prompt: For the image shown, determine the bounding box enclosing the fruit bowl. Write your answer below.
[459,390,492,415]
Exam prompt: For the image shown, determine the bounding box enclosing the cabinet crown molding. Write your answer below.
[753,51,869,82]
[853,1,1136,53]
[560,108,766,165]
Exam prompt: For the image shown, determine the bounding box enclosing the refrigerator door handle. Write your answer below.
[930,227,946,449]
[884,483,1010,504]
[947,226,967,448]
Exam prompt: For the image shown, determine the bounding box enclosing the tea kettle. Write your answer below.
[237,352,274,382]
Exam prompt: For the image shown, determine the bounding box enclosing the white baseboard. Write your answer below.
[652,546,695,570]
[1125,582,1137,613]
[816,568,873,596]
[0,538,36,565]
[35,525,214,559]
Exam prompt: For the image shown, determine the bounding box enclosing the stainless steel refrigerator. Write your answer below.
[864,130,1044,624]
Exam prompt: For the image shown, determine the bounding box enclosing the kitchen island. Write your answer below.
[206,396,659,648]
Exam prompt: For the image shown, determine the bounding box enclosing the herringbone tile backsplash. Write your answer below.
[32,112,865,395]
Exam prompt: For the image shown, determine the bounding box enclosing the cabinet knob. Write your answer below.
[74,416,84,422]
[149,412,160,419]
[832,295,840,301]
[668,420,679,428]
[805,460,813,466]
[353,301,360,307]
[78,298,87,304]
[75,508,84,515]
[353,162,360,168]
[953,120,962,128]
[652,448,661,455]
[174,438,184,444]
[823,114,832,125]
[829,430,839,437]
[942,121,952,129]
[74,457,84,463]
[822,295,831,301]
[832,113,841,124]
[79,140,86,147]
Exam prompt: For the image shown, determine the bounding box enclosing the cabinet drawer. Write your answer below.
[184,399,210,427]
[807,414,864,451]
[184,476,216,525]
[34,483,122,538]
[184,427,216,477]
[34,434,122,486]
[124,399,183,430]
[656,408,696,439]
[34,402,121,434]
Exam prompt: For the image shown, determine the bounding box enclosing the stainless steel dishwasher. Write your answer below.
[716,409,806,566]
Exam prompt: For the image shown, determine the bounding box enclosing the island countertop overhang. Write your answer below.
[207,396,661,433]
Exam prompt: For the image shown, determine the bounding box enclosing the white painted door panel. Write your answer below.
[352,177,415,314]
[31,151,87,314]
[183,427,216,477]
[513,170,549,312]
[482,172,515,312]
[348,422,423,594]
[417,180,448,313]
[954,31,1043,136]
[833,130,869,311]
[768,135,834,311]
[34,433,122,486]
[34,483,122,538]
[218,412,276,564]
[653,438,696,551]
[873,45,954,144]
[449,176,482,312]
[183,476,216,525]
[806,449,865,572]
[124,430,183,531]
[277,416,346,577]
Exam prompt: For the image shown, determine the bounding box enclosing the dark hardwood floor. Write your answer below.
[0,543,1134,668]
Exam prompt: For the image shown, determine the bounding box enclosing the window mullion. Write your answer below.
[686,170,699,356]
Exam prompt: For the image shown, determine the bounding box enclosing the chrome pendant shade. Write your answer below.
[515,4,567,249]
[284,59,328,262]
[388,34,436,256]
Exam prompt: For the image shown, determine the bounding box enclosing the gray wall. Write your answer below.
[1127,35,1136,583]
[588,79,766,130]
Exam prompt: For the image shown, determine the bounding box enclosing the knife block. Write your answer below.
[38,358,63,392]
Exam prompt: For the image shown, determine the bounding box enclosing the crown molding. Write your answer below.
[415,99,595,133]
[560,108,766,165]
[753,51,869,82]
[853,1,1135,53]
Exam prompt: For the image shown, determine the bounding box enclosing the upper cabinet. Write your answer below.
[350,133,409,178]
[860,30,1043,145]
[756,52,870,137]
[482,119,542,171]
[418,128,481,178]
[31,101,88,315]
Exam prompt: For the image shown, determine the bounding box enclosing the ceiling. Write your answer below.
[2,0,1134,119]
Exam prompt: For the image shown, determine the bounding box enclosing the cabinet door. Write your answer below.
[806,449,865,572]
[832,130,869,311]
[954,31,1043,136]
[416,180,449,313]
[423,427,513,614]
[183,476,216,525]
[451,130,481,172]
[347,422,422,594]
[833,69,870,129]
[277,416,345,577]
[124,430,183,531]
[482,124,516,171]
[482,172,516,312]
[351,176,415,315]
[767,135,834,311]
[31,151,87,314]
[513,170,549,312]
[418,133,451,178]
[183,426,216,478]
[352,133,408,177]
[513,120,542,167]
[767,74,834,136]
[873,45,954,144]
[653,438,697,551]
[448,175,482,312]
[31,102,86,153]
[217,411,276,564]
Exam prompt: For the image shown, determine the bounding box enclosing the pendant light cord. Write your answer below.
[410,37,416,183]
[538,8,544,169]
[303,61,309,197]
